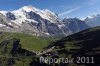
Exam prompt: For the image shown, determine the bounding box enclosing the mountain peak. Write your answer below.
[19,5,39,12]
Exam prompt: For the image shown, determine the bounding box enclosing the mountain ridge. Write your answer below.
[44,26,100,66]
[84,14,100,27]
[0,5,89,36]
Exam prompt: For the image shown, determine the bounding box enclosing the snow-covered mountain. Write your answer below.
[0,5,89,36]
[85,14,100,27]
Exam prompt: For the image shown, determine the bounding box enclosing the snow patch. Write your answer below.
[0,24,6,27]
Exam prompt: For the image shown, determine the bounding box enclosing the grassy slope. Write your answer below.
[49,26,100,49]
[0,26,100,66]
[47,26,100,66]
[0,32,56,52]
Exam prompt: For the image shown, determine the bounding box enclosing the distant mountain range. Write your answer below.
[0,5,93,36]
[85,14,100,27]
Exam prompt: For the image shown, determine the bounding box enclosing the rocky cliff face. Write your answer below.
[62,18,89,33]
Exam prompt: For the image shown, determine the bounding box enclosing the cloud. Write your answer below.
[59,7,80,17]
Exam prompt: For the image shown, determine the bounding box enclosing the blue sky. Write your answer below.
[0,0,100,19]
